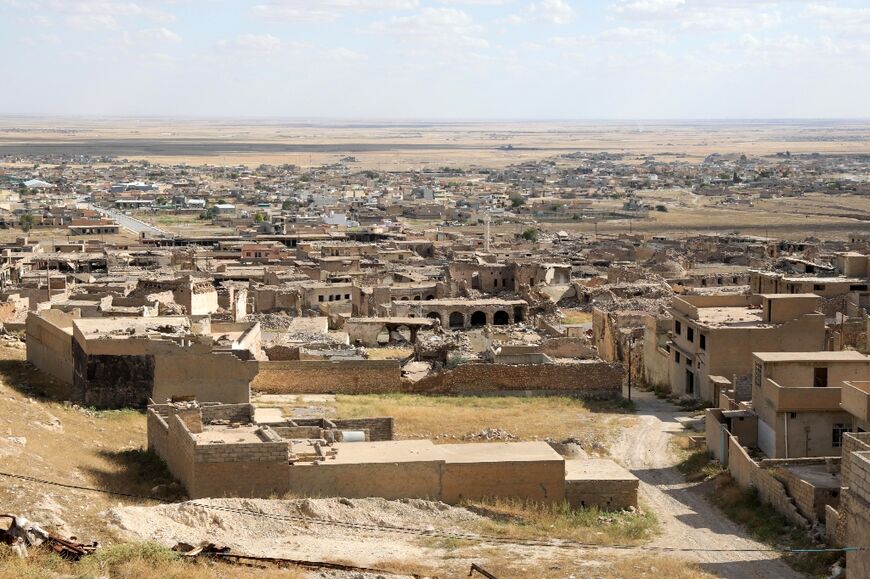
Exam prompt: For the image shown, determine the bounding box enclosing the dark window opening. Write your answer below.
[814,367,828,388]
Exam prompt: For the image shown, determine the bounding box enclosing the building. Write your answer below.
[668,294,826,401]
[147,401,639,507]
[751,351,870,458]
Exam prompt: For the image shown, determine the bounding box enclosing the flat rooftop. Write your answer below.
[565,458,638,482]
[754,351,869,363]
[322,440,563,465]
[696,307,763,327]
[74,315,190,339]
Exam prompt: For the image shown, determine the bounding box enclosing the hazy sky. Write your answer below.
[1,0,869,119]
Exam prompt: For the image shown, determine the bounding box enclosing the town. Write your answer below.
[0,131,867,578]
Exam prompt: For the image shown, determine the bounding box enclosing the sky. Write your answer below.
[1,0,869,119]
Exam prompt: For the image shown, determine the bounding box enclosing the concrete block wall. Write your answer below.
[410,362,623,397]
[332,417,394,441]
[200,403,255,424]
[288,461,442,501]
[440,461,565,505]
[565,479,638,509]
[727,433,808,528]
[193,440,289,464]
[252,360,402,394]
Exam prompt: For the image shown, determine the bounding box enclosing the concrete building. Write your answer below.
[751,351,870,458]
[668,294,826,402]
[147,401,639,507]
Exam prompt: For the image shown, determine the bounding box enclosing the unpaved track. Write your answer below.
[612,389,801,578]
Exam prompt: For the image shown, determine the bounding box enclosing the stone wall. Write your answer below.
[72,340,156,408]
[252,360,402,394]
[410,361,623,397]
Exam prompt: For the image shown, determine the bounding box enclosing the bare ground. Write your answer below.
[610,389,800,579]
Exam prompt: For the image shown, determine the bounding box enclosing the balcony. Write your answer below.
[762,378,842,412]
[842,381,870,423]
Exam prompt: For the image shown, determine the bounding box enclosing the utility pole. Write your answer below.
[627,337,632,402]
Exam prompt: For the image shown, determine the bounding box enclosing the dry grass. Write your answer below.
[710,476,839,577]
[333,394,635,447]
[0,543,307,579]
[465,550,716,579]
[463,497,658,545]
[561,310,593,325]
[0,344,161,540]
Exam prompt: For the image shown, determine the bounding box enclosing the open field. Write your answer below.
[450,190,870,241]
[3,117,870,169]
[255,393,636,450]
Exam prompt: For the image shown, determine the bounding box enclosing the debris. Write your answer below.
[0,513,98,560]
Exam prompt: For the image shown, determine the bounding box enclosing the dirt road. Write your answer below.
[612,389,802,578]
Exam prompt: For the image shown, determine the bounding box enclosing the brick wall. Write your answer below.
[410,362,623,396]
[200,403,254,424]
[565,479,637,509]
[332,417,394,441]
[252,360,402,394]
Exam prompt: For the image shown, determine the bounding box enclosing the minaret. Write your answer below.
[484,212,491,253]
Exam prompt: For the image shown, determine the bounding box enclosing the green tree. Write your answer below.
[254,213,266,223]
[521,228,538,242]
[510,194,526,208]
[19,213,34,232]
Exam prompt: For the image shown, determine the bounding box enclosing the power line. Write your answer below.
[0,470,861,555]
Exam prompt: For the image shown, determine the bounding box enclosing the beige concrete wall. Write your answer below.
[288,461,442,500]
[25,310,75,385]
[152,351,256,404]
[565,478,637,509]
[440,460,565,505]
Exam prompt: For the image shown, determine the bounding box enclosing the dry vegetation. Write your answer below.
[333,393,635,448]
[0,543,307,579]
[4,118,870,170]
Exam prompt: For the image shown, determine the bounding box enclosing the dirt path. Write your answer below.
[611,389,802,578]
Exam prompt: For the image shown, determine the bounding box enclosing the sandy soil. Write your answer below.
[609,389,800,579]
[3,117,870,169]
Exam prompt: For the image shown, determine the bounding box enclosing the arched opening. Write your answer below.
[493,310,509,325]
[514,306,525,323]
[413,295,421,301]
[427,312,441,323]
[470,311,486,327]
[425,294,435,300]
[449,311,464,329]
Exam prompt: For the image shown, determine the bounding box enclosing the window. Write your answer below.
[814,367,828,388]
[344,294,350,300]
[687,327,694,342]
[850,284,868,291]
[833,423,849,448]
[318,295,324,303]
[675,351,680,363]
[814,284,826,291]
[675,320,682,335]
[700,334,706,351]
[754,362,762,389]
